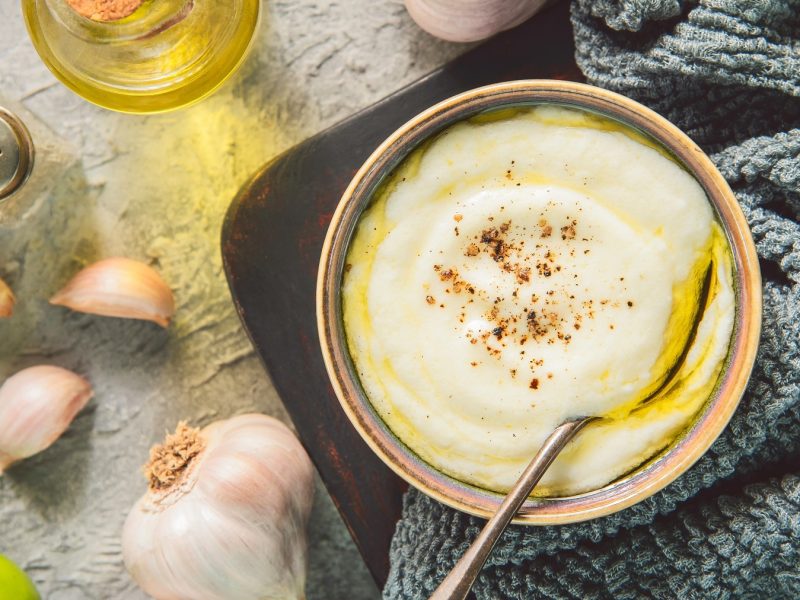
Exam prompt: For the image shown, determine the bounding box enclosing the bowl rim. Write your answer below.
[316,80,762,525]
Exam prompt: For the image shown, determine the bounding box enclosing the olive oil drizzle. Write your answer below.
[627,262,713,413]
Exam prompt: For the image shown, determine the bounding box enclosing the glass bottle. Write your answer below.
[22,0,260,113]
[0,99,78,229]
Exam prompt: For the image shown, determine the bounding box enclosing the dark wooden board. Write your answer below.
[222,1,582,588]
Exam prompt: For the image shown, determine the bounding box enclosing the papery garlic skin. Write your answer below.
[404,0,547,42]
[123,414,315,600]
[50,257,175,327]
[0,278,14,318]
[0,366,93,473]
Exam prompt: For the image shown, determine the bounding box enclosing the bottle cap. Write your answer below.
[0,107,35,202]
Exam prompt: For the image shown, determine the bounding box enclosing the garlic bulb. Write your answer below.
[404,0,548,42]
[123,414,315,600]
[50,257,175,327]
[0,366,93,473]
[0,278,14,318]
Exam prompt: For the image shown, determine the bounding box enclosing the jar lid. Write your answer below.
[0,107,35,202]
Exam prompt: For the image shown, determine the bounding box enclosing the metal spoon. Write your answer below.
[429,416,594,600]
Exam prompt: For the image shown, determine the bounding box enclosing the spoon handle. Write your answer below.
[429,417,593,600]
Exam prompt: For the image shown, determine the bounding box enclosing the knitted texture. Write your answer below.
[385,1,800,598]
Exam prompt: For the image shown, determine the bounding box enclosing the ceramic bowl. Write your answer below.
[317,80,761,524]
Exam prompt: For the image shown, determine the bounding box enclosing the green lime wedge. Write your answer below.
[0,555,39,600]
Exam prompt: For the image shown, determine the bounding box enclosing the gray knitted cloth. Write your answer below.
[385,1,800,598]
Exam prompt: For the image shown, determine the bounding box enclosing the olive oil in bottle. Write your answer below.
[23,0,260,113]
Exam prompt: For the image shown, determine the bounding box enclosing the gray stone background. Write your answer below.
[0,2,466,598]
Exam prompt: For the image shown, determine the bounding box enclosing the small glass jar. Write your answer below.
[22,0,260,113]
[0,98,78,229]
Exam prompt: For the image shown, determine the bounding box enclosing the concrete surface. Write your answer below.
[0,2,465,598]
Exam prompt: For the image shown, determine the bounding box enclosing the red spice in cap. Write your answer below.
[67,0,143,21]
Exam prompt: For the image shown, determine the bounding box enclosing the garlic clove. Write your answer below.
[404,0,548,42]
[0,278,14,318]
[0,366,93,473]
[50,257,175,328]
[123,414,315,600]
